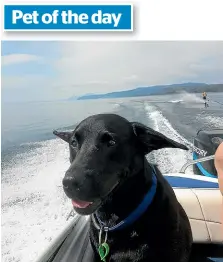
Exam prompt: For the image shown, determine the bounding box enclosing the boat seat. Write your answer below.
[173,188,223,243]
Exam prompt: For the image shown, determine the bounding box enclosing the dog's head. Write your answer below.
[53,114,188,215]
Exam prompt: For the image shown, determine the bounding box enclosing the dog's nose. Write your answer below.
[62,176,80,192]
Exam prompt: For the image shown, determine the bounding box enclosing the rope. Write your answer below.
[207,98,223,106]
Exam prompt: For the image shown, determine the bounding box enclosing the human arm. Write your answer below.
[214,141,223,230]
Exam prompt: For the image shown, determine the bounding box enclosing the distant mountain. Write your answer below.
[68,96,78,101]
[69,83,223,101]
[68,93,95,101]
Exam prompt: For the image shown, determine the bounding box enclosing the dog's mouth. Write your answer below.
[71,199,93,209]
[70,179,122,215]
[71,198,102,215]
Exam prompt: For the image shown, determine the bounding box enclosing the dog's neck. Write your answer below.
[95,159,154,228]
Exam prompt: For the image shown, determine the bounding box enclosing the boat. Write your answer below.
[36,129,223,262]
[193,129,223,178]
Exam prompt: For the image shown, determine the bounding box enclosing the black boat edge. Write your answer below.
[193,128,223,178]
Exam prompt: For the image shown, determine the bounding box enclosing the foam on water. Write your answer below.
[180,91,204,103]
[143,102,207,173]
[168,92,205,104]
[168,99,183,103]
[1,139,73,262]
[201,115,223,129]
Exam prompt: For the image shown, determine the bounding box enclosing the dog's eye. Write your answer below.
[107,140,116,147]
[70,138,77,147]
[70,131,81,148]
[101,132,116,147]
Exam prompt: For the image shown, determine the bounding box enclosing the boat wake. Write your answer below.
[1,139,72,262]
[143,102,207,173]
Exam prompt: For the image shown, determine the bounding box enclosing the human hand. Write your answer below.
[214,141,223,174]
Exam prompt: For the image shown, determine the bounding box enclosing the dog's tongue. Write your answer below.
[72,199,92,208]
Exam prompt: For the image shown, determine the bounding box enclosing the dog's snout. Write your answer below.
[62,176,80,191]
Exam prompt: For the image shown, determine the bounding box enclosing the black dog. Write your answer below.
[53,114,192,262]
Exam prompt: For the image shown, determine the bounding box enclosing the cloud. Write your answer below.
[52,41,223,97]
[1,54,42,66]
[2,41,223,102]
[2,74,47,89]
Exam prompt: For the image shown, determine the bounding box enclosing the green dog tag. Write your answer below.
[98,242,110,262]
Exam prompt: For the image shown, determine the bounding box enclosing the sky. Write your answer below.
[1,41,223,102]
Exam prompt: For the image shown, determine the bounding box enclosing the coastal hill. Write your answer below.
[68,83,223,101]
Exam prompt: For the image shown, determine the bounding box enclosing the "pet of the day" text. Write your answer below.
[4,5,132,31]
[12,10,122,28]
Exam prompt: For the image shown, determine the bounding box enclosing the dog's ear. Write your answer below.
[53,130,73,143]
[131,122,188,154]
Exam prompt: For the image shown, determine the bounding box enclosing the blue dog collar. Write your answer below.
[92,167,157,232]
